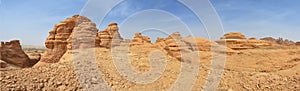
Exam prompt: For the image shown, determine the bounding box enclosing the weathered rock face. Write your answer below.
[182,37,210,51]
[164,32,180,50]
[221,32,247,39]
[154,37,167,49]
[0,40,31,67]
[218,32,271,50]
[216,39,265,50]
[26,51,41,67]
[67,22,99,50]
[36,16,124,67]
[182,36,237,55]
[154,32,191,59]
[155,32,236,60]
[130,32,152,46]
[36,15,91,66]
[98,23,123,48]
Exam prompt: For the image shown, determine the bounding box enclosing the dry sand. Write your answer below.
[0,46,299,91]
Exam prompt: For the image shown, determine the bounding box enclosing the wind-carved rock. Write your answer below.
[155,32,239,60]
[0,40,31,67]
[98,23,123,48]
[35,15,91,67]
[182,36,209,51]
[217,32,271,50]
[155,32,192,59]
[221,32,247,39]
[27,51,41,67]
[130,32,152,46]
[67,22,99,50]
[154,37,167,51]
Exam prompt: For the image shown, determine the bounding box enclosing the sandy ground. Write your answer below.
[0,46,299,91]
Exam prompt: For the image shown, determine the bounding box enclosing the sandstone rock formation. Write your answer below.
[217,32,271,50]
[154,32,193,59]
[98,23,123,48]
[221,32,247,39]
[130,32,152,46]
[182,36,237,54]
[154,32,238,59]
[26,51,41,67]
[36,15,91,66]
[247,38,272,46]
[182,37,210,51]
[154,37,167,49]
[163,32,184,59]
[67,22,99,50]
[260,37,295,46]
[35,15,124,67]
[0,40,31,67]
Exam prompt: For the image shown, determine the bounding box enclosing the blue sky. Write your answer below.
[0,0,299,45]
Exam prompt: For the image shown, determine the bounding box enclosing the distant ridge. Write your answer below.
[22,45,46,50]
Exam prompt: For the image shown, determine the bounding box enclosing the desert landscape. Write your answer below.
[0,15,299,91]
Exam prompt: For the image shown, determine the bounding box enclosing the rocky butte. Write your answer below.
[216,32,272,50]
[34,15,92,67]
[34,15,123,67]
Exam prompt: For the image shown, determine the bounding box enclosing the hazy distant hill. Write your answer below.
[22,45,46,52]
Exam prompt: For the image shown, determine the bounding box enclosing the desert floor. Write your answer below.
[0,46,299,91]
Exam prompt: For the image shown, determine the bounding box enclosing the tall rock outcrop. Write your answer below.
[35,15,123,67]
[0,40,31,67]
[67,22,99,50]
[59,21,100,63]
[98,23,123,48]
[35,15,91,66]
